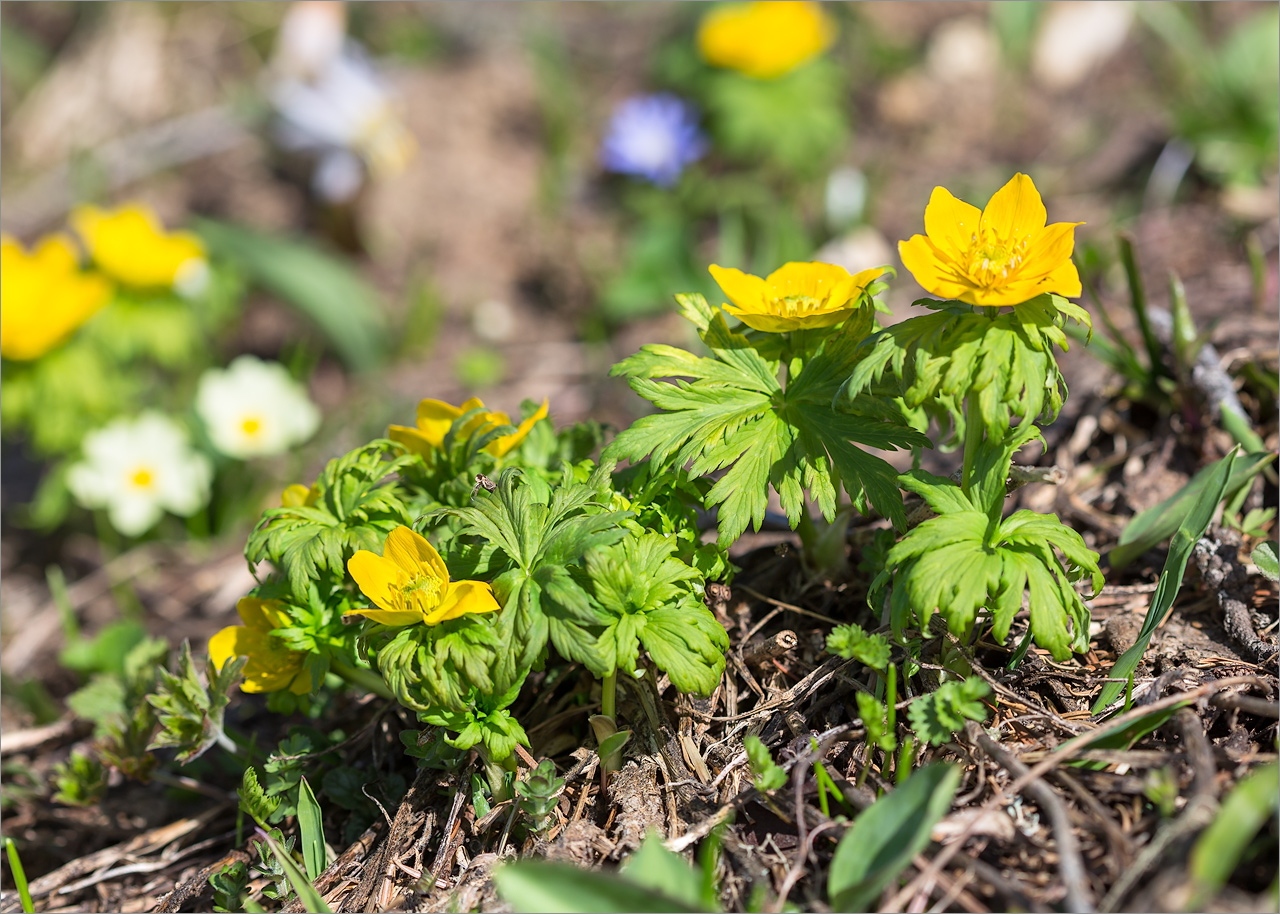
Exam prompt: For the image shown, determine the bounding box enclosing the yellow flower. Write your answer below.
[389,397,549,459]
[898,173,1084,307]
[70,203,208,292]
[0,234,111,361]
[709,261,886,332]
[281,483,320,508]
[209,597,310,694]
[697,1,836,80]
[347,525,500,627]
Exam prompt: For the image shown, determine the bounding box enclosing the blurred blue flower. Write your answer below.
[600,94,707,187]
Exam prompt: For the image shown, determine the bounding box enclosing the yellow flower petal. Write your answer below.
[766,261,857,305]
[713,261,884,333]
[348,548,404,615]
[1,234,112,361]
[208,624,241,673]
[899,174,1084,307]
[980,173,1046,243]
[709,264,768,311]
[71,203,206,290]
[209,598,308,693]
[388,423,434,457]
[343,605,431,627]
[697,1,835,79]
[487,398,549,458]
[382,526,449,586]
[424,579,501,624]
[281,483,320,508]
[922,187,983,261]
[413,398,464,447]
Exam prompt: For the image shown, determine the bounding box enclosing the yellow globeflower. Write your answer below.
[697,1,835,80]
[71,203,208,292]
[347,525,500,627]
[389,396,549,459]
[1,234,111,361]
[709,261,886,333]
[209,597,310,694]
[898,173,1084,307]
[281,483,320,508]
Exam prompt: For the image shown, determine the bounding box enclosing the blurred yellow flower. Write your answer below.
[71,203,208,293]
[697,1,836,79]
[0,234,111,361]
[347,525,500,627]
[281,483,320,507]
[209,597,310,694]
[898,173,1084,307]
[389,396,549,459]
[709,261,885,332]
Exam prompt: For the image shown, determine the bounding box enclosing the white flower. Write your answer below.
[268,3,416,203]
[196,356,320,459]
[67,413,213,537]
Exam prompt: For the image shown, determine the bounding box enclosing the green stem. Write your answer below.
[885,664,897,734]
[960,397,984,499]
[794,509,819,555]
[330,659,395,701]
[601,671,617,723]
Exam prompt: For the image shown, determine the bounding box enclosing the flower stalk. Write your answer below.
[329,658,395,701]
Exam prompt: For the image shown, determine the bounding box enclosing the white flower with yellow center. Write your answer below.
[67,413,213,536]
[195,356,321,459]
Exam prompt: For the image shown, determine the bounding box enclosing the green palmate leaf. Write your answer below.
[744,734,787,793]
[209,860,250,914]
[585,532,728,695]
[826,623,891,671]
[1109,449,1272,569]
[238,767,282,829]
[907,679,991,746]
[828,762,961,912]
[641,605,730,697]
[51,751,107,807]
[434,464,631,683]
[146,642,244,763]
[247,442,414,601]
[421,677,530,762]
[374,613,505,712]
[606,295,926,545]
[841,297,1082,436]
[1092,449,1239,713]
[881,432,1101,660]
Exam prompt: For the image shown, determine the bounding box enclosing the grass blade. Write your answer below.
[1092,449,1238,713]
[1186,761,1280,911]
[1117,233,1166,385]
[193,218,388,373]
[297,775,326,881]
[4,838,34,914]
[1110,449,1271,569]
[493,859,700,913]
